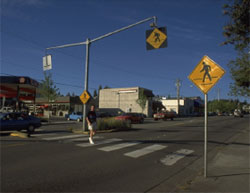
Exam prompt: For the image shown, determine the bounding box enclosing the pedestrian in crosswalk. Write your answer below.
[86,105,97,144]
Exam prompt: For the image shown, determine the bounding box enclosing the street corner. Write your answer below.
[69,128,89,135]
[10,131,30,138]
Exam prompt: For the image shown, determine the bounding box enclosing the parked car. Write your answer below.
[0,107,14,113]
[67,112,83,122]
[234,109,244,117]
[96,112,113,118]
[115,113,144,124]
[0,112,41,133]
[153,111,176,121]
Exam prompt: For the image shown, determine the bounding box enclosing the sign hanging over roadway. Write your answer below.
[43,54,52,71]
[188,55,225,94]
[146,27,167,50]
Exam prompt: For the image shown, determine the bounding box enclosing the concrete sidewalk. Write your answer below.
[179,128,250,193]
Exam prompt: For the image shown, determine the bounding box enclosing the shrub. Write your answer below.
[97,118,131,130]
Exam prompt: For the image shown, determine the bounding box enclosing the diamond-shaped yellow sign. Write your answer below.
[188,55,225,94]
[80,90,91,104]
[146,27,167,49]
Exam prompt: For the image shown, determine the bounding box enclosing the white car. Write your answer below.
[234,109,243,117]
[0,107,14,113]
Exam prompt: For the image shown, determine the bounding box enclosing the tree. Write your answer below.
[228,52,250,96]
[98,85,102,97]
[93,89,98,98]
[39,72,59,120]
[136,88,147,113]
[222,0,250,51]
[98,85,102,91]
[222,0,250,97]
[208,99,238,113]
[39,72,59,102]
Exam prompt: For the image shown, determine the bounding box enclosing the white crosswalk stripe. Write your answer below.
[98,142,141,152]
[65,136,102,142]
[124,144,167,158]
[42,134,85,141]
[76,138,122,148]
[160,149,194,166]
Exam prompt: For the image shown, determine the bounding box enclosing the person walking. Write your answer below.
[86,105,97,144]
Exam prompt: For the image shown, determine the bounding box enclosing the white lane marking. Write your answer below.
[160,149,194,166]
[76,138,122,148]
[66,136,102,142]
[43,134,85,141]
[98,142,141,152]
[124,144,167,158]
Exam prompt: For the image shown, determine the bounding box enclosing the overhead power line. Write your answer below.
[2,29,176,82]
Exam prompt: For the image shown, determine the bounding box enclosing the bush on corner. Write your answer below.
[97,118,131,131]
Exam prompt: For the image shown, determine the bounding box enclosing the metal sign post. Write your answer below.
[188,55,225,178]
[45,16,158,131]
[204,93,208,177]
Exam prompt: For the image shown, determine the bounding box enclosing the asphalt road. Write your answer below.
[1,115,249,192]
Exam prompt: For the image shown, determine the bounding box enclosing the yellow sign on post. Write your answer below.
[80,90,91,104]
[188,55,225,94]
[146,27,167,50]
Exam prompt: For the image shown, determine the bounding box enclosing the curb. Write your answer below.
[41,121,76,125]
[10,131,29,138]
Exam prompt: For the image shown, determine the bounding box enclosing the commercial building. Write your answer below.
[99,87,154,117]
[31,96,97,118]
[0,76,39,111]
[0,76,97,117]
[160,97,204,116]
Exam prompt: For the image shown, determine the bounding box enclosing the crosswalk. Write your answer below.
[31,132,195,166]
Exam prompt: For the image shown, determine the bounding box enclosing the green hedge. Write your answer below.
[97,118,131,130]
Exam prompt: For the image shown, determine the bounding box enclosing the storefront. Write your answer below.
[0,76,39,112]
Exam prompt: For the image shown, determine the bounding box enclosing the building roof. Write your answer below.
[0,76,39,87]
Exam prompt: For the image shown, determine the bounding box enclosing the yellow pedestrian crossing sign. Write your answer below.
[146,27,167,50]
[80,90,91,104]
[188,55,225,94]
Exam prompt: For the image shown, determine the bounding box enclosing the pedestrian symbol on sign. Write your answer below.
[200,62,212,82]
[154,32,161,42]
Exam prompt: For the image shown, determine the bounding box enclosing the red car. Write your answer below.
[115,113,144,124]
[153,111,176,121]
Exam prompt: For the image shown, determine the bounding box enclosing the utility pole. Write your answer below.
[176,79,181,116]
[217,88,220,101]
[45,16,158,131]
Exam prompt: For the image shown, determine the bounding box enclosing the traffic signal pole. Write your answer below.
[45,16,157,131]
[83,38,90,131]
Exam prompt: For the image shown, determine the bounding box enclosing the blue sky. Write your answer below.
[1,0,246,101]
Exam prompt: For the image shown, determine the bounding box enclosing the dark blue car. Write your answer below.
[0,112,41,133]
